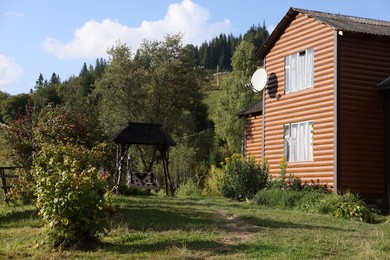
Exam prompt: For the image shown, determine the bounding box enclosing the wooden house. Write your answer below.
[239,8,390,198]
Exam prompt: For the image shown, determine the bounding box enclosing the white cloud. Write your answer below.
[0,54,23,91]
[4,11,24,17]
[42,0,232,59]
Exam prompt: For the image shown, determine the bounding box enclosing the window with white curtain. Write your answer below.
[284,48,314,93]
[284,121,313,162]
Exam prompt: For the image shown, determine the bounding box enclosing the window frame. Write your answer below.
[284,120,314,162]
[284,48,314,93]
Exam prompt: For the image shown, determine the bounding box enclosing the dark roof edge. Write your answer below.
[237,100,263,118]
[256,7,297,60]
[377,76,390,90]
[157,125,177,146]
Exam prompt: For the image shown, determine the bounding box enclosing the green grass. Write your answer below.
[203,89,223,121]
[1,195,390,259]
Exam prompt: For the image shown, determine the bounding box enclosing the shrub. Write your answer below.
[8,168,36,204]
[220,154,267,201]
[254,189,305,209]
[317,191,379,223]
[34,143,113,249]
[301,180,329,193]
[202,166,224,196]
[296,192,328,212]
[267,157,302,191]
[254,188,331,212]
[176,179,202,197]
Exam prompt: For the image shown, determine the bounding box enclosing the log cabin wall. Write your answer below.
[245,115,262,160]
[264,13,336,187]
[338,32,390,196]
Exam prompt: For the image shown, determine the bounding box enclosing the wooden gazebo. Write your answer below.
[110,122,176,196]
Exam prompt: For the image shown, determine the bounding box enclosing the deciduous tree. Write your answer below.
[214,40,258,154]
[95,35,210,171]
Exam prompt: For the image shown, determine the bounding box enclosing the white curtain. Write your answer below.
[290,53,297,92]
[306,49,314,87]
[290,124,298,161]
[284,124,290,160]
[285,57,290,92]
[284,121,313,162]
[285,49,314,93]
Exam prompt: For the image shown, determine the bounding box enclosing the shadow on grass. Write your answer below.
[113,195,353,233]
[0,208,38,228]
[114,207,219,231]
[99,238,277,256]
[240,215,352,232]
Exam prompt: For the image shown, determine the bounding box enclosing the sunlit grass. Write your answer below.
[1,195,390,259]
[203,89,223,121]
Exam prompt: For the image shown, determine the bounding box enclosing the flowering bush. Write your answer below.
[202,166,225,196]
[34,143,113,249]
[220,154,267,201]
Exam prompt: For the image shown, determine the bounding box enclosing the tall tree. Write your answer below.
[49,73,61,85]
[0,91,10,122]
[95,35,209,170]
[0,93,30,123]
[31,73,62,112]
[214,40,258,154]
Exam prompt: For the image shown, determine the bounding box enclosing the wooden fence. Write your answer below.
[0,166,23,203]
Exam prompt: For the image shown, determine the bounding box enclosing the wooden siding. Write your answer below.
[338,33,390,196]
[263,13,336,186]
[245,115,262,159]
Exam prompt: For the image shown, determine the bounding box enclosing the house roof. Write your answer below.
[256,7,390,60]
[237,100,263,117]
[110,122,176,146]
[378,76,390,90]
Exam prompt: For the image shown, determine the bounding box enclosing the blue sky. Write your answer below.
[1,0,389,95]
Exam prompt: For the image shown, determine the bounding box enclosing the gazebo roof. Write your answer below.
[110,122,176,146]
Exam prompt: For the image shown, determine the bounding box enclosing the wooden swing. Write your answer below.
[128,171,159,190]
[126,154,159,190]
[110,122,176,196]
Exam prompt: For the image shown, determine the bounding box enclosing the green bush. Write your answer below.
[296,192,328,212]
[254,188,379,223]
[254,189,305,209]
[202,166,224,196]
[176,179,202,197]
[34,143,113,249]
[8,168,36,204]
[317,192,379,223]
[220,154,267,201]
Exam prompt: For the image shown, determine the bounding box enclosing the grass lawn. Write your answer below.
[203,89,223,121]
[1,195,390,259]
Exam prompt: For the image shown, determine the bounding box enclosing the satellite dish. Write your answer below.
[251,68,268,92]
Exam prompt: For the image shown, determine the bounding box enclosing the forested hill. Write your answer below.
[189,23,269,72]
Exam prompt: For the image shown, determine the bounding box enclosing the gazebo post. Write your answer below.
[163,158,169,196]
[113,143,129,194]
[160,146,174,196]
[165,149,174,196]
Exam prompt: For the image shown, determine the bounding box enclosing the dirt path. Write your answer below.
[214,209,260,253]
